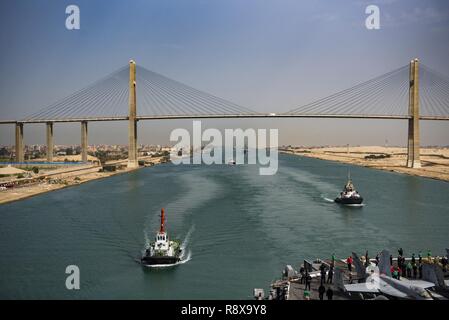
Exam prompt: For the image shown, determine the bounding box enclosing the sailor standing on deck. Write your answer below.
[412,263,418,279]
[327,266,334,284]
[320,263,326,285]
[392,268,398,279]
[305,274,312,291]
[401,258,407,277]
[346,256,353,272]
[299,266,305,284]
[406,261,412,278]
[318,285,325,301]
[326,288,334,300]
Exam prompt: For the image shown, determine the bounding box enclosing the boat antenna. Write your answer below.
[160,208,165,233]
[348,169,351,181]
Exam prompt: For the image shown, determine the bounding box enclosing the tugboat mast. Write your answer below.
[160,208,165,233]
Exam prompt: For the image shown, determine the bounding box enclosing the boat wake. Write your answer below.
[322,195,335,203]
[139,225,194,268]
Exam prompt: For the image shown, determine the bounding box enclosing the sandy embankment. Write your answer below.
[0,156,165,205]
[281,146,449,182]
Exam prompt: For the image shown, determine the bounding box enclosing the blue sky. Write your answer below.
[1,0,449,146]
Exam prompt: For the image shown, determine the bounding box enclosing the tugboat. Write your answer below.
[334,172,363,205]
[141,208,182,266]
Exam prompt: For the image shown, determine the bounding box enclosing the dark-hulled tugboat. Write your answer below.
[334,172,363,205]
[141,208,182,266]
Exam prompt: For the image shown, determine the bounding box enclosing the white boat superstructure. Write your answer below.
[150,231,177,257]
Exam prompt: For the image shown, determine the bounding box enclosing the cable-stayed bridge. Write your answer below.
[1,59,449,168]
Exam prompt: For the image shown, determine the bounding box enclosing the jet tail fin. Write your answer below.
[378,249,391,277]
[423,264,446,288]
[352,252,366,280]
[334,267,345,291]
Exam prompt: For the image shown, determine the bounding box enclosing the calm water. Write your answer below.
[1,154,448,299]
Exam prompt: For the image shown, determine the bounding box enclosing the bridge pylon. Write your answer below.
[46,122,54,162]
[15,123,24,162]
[81,121,88,162]
[127,60,138,168]
[406,58,421,168]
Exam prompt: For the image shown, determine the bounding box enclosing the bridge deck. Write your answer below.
[2,114,449,124]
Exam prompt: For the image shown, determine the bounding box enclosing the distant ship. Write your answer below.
[141,208,182,266]
[334,172,363,205]
[228,159,236,165]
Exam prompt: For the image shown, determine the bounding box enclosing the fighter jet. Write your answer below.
[341,250,436,300]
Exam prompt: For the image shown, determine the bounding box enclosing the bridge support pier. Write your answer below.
[15,123,24,163]
[128,60,138,168]
[46,122,54,162]
[81,121,88,162]
[406,58,421,168]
